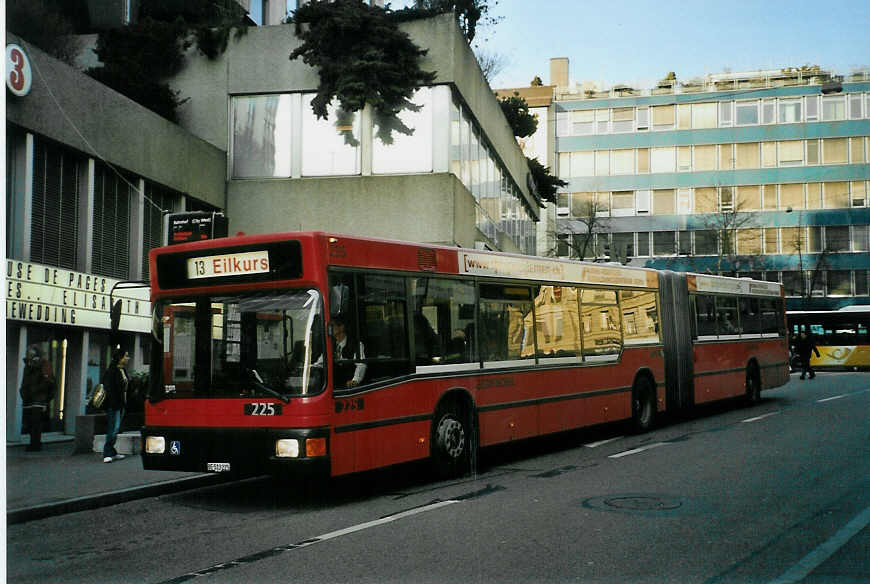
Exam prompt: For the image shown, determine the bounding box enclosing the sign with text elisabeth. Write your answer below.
[5,260,151,332]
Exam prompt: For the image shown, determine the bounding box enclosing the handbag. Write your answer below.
[91,383,106,409]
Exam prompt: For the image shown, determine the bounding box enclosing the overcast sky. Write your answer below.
[391,0,870,90]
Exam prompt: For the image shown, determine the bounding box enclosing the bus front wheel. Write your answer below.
[631,376,656,433]
[431,402,473,478]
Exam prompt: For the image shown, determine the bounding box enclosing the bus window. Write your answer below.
[479,284,533,365]
[695,294,717,338]
[716,296,740,336]
[357,275,410,384]
[620,290,660,345]
[411,277,477,366]
[534,285,581,358]
[739,297,761,335]
[580,288,621,360]
[760,298,780,335]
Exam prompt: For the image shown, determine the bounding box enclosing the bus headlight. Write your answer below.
[275,439,300,458]
[145,436,166,454]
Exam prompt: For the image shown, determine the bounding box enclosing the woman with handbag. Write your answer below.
[102,349,130,463]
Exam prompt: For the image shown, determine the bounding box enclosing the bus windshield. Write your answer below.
[152,289,325,400]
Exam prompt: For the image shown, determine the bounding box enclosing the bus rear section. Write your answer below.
[659,271,790,412]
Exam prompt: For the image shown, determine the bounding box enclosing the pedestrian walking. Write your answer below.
[102,348,130,463]
[795,331,820,380]
[19,347,56,451]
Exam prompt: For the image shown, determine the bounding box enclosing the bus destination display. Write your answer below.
[187,250,270,279]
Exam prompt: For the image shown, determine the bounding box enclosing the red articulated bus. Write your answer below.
[141,232,790,478]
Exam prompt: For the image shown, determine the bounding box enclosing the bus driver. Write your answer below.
[332,316,366,388]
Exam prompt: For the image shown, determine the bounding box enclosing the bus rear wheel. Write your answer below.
[631,376,656,433]
[431,402,473,478]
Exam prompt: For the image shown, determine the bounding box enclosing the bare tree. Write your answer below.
[475,48,507,82]
[697,186,765,275]
[548,196,610,261]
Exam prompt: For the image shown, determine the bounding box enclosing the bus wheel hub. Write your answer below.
[437,417,465,459]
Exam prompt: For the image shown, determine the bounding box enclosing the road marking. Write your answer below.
[609,442,668,458]
[768,504,870,584]
[585,437,623,448]
[817,394,847,403]
[741,411,781,423]
[158,499,460,583]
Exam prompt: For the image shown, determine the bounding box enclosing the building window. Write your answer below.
[719,186,734,212]
[613,108,634,132]
[737,186,761,211]
[822,95,846,121]
[637,148,650,173]
[595,150,610,176]
[780,183,804,210]
[677,104,692,129]
[612,149,634,175]
[636,190,651,214]
[824,182,850,209]
[762,185,778,210]
[763,228,779,254]
[719,101,733,126]
[825,226,850,252]
[612,232,634,260]
[653,189,675,215]
[31,139,81,270]
[779,98,802,123]
[636,107,649,130]
[762,141,777,167]
[762,99,776,124]
[807,183,823,209]
[827,271,852,296]
[92,164,132,280]
[822,138,848,165]
[849,94,863,119]
[650,147,675,173]
[778,140,804,166]
[736,142,759,169]
[736,100,759,125]
[856,271,869,296]
[694,145,717,171]
[573,110,595,135]
[806,96,819,121]
[232,94,293,178]
[738,228,762,255]
[302,96,361,176]
[611,191,635,216]
[695,230,717,255]
[653,231,676,255]
[694,187,717,213]
[677,188,692,214]
[373,87,433,174]
[720,144,734,170]
[596,109,610,133]
[851,138,866,163]
[852,181,867,207]
[807,139,820,165]
[782,271,804,296]
[692,103,717,128]
[636,232,650,256]
[652,105,675,130]
[678,230,691,255]
[677,146,692,171]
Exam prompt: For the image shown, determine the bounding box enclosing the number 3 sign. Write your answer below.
[6,44,32,97]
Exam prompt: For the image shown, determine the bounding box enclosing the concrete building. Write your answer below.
[503,58,870,311]
[5,12,537,443]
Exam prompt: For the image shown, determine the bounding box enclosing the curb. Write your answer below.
[7,474,232,525]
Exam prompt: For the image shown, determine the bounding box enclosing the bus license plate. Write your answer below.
[207,462,231,473]
[244,403,283,416]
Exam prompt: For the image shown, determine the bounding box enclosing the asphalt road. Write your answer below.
[8,372,870,584]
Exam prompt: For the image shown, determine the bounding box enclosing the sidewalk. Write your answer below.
[6,436,228,524]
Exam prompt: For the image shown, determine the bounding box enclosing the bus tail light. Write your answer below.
[275,439,300,458]
[145,436,166,454]
[305,437,327,457]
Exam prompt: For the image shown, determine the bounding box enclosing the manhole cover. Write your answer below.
[604,496,682,511]
[582,493,705,516]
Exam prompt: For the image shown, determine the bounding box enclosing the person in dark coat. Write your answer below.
[19,347,56,451]
[102,349,130,462]
[795,331,820,380]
